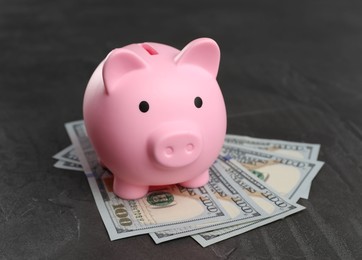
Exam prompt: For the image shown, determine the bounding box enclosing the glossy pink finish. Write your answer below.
[83,38,227,199]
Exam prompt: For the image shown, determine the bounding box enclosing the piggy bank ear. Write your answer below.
[102,49,148,95]
[175,38,220,77]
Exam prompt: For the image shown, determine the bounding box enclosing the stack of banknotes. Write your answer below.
[53,120,324,247]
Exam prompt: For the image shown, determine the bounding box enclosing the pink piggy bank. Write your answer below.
[83,38,227,199]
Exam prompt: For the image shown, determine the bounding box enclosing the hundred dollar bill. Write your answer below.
[65,120,230,240]
[224,134,320,161]
[224,135,322,199]
[53,145,81,164]
[221,143,324,201]
[53,145,83,171]
[53,160,83,171]
[192,156,305,247]
[149,160,268,243]
[65,121,98,174]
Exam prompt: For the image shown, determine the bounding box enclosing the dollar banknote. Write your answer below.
[65,121,97,174]
[150,160,268,243]
[192,156,305,247]
[65,121,230,240]
[224,134,320,161]
[53,145,81,164]
[224,135,322,199]
[53,160,83,171]
[221,143,324,201]
[53,145,83,171]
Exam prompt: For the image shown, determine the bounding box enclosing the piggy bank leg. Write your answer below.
[180,169,209,188]
[113,178,149,200]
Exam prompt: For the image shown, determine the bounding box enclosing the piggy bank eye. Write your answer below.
[194,96,203,108]
[139,101,149,113]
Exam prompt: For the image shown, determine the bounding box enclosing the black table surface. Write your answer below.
[2,0,362,259]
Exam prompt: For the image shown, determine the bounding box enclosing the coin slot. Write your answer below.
[141,43,158,55]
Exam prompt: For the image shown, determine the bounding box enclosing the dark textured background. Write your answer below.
[1,0,362,259]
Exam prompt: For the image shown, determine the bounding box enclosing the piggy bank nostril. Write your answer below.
[164,146,174,156]
[185,143,194,153]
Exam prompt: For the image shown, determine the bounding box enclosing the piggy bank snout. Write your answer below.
[149,126,202,168]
